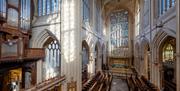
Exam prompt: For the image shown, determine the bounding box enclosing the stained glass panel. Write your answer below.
[43,40,61,80]
[110,10,128,49]
[163,43,174,62]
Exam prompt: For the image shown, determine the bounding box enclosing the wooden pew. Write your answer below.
[82,71,112,91]
[140,76,160,91]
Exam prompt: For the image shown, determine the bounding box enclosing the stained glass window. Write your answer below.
[38,0,60,16]
[110,10,128,51]
[163,43,174,62]
[159,0,175,16]
[95,2,100,33]
[43,40,61,80]
[82,0,90,23]
[143,0,150,28]
[162,38,175,83]
[0,0,6,18]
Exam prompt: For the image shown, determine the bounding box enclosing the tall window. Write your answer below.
[95,2,100,33]
[110,10,129,52]
[82,0,90,23]
[38,0,60,16]
[0,0,6,18]
[43,40,61,80]
[143,0,150,28]
[158,0,176,16]
[20,0,31,31]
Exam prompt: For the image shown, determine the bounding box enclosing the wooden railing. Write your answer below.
[25,48,45,59]
[26,75,65,91]
[0,48,45,62]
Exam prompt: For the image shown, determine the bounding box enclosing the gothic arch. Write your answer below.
[94,41,101,73]
[31,29,60,48]
[152,30,176,89]
[82,40,90,58]
[152,30,171,63]
[140,38,150,79]
[30,29,61,83]
[82,40,90,83]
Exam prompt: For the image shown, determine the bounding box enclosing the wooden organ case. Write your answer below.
[0,0,45,62]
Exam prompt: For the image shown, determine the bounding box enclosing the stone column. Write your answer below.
[176,0,180,90]
[61,0,81,90]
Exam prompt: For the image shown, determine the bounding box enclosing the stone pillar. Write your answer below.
[36,60,42,84]
[61,0,81,90]
[176,0,180,90]
[22,64,32,89]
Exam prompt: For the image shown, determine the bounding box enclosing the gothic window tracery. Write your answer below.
[158,0,176,16]
[43,40,61,80]
[110,10,129,52]
[38,0,60,16]
[82,0,90,23]
[162,39,175,63]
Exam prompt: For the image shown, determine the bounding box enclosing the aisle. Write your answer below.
[110,76,129,91]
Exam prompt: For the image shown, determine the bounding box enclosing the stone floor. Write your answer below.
[110,76,129,91]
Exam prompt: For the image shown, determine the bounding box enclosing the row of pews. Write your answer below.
[82,71,112,91]
[127,75,159,91]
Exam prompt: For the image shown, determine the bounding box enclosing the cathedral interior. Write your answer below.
[0,0,180,91]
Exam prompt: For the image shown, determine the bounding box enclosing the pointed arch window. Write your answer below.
[110,10,129,51]
[43,40,61,80]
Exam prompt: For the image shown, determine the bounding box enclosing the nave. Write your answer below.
[0,0,180,91]
[110,76,129,91]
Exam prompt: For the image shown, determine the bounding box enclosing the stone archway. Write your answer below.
[152,30,176,90]
[30,29,61,84]
[159,36,176,91]
[82,40,90,83]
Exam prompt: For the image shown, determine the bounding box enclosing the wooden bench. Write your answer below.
[82,71,112,91]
